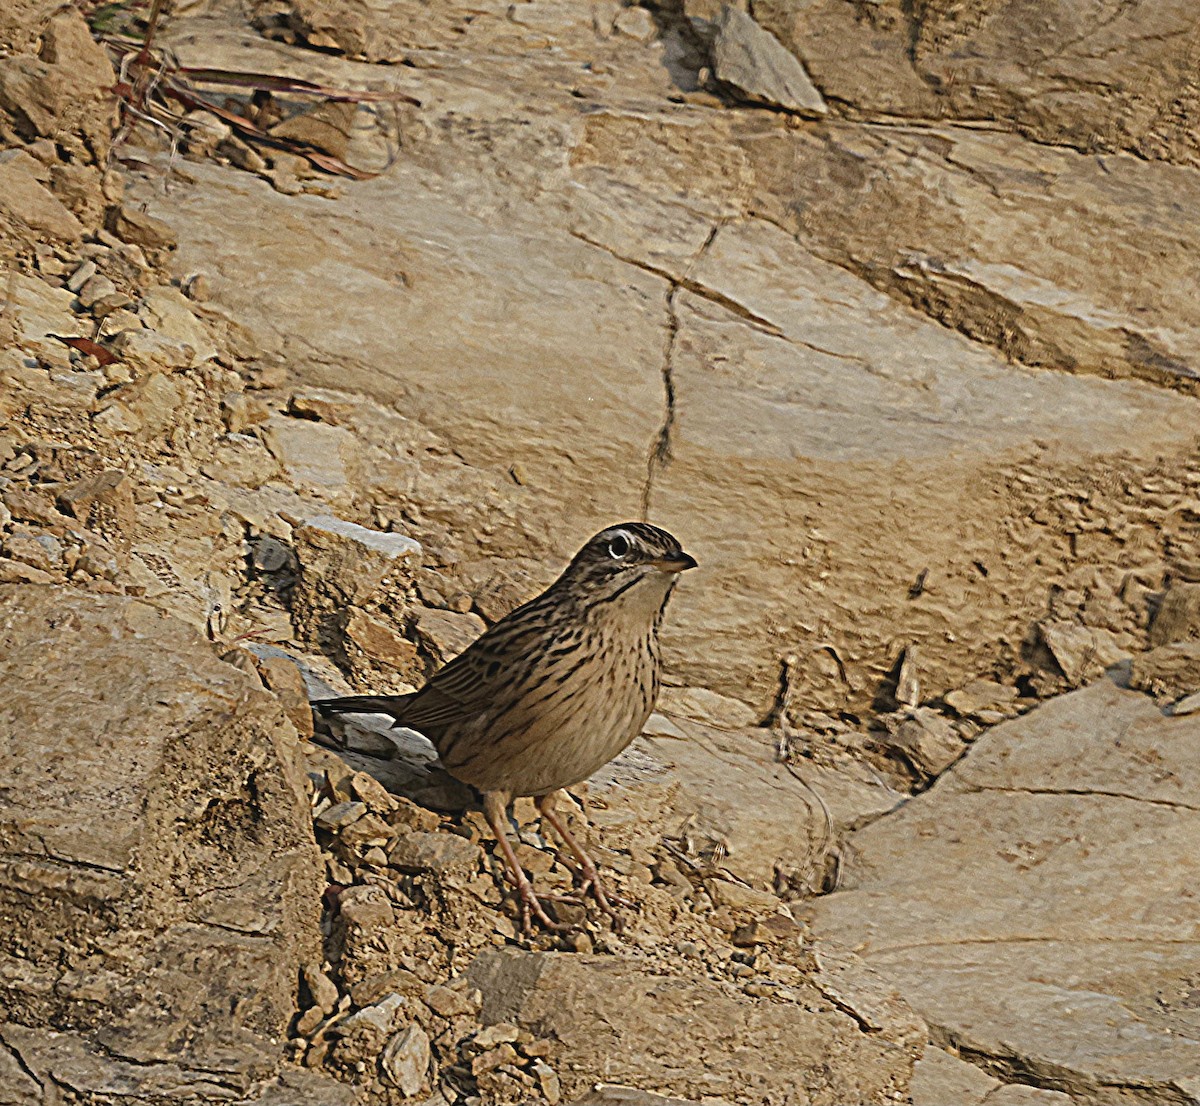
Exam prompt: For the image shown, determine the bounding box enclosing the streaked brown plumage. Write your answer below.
[314,522,696,930]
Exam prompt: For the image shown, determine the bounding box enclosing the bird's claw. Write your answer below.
[576,876,631,931]
[579,876,634,912]
[514,878,570,934]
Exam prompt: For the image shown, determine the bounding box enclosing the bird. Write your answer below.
[313,522,696,931]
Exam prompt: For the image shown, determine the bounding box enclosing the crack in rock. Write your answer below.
[0,1035,45,1094]
[960,782,1200,813]
[935,1023,1196,1106]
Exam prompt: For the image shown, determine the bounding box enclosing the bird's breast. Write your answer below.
[441,621,661,797]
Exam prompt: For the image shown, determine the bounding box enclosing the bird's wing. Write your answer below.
[390,595,554,739]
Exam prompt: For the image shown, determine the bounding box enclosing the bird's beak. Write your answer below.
[650,552,698,573]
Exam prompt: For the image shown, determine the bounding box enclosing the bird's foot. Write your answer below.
[576,871,633,930]
[512,875,570,935]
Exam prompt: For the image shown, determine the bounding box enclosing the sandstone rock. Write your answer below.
[327,991,404,1040]
[709,5,826,118]
[332,716,406,760]
[0,1023,355,1105]
[1037,620,1129,686]
[466,948,917,1102]
[533,1059,561,1105]
[262,417,357,494]
[0,8,115,167]
[1172,689,1200,716]
[809,681,1200,1102]
[987,1087,1074,1105]
[316,800,367,831]
[77,272,118,308]
[110,203,178,251]
[344,607,420,678]
[388,830,482,874]
[2,530,59,573]
[471,1041,518,1075]
[387,797,442,833]
[336,883,395,930]
[66,258,97,292]
[93,373,184,439]
[348,770,397,813]
[423,983,476,1018]
[411,605,486,664]
[222,391,271,433]
[730,912,803,947]
[182,109,233,157]
[596,716,901,892]
[58,469,136,546]
[0,558,53,584]
[612,6,657,42]
[339,812,392,850]
[1128,642,1200,702]
[656,685,758,728]
[139,287,218,364]
[302,963,339,1014]
[5,272,76,363]
[572,1091,702,1106]
[874,707,966,780]
[2,485,63,526]
[270,101,357,161]
[1149,582,1200,647]
[202,433,281,488]
[253,535,295,574]
[16,2,1200,1099]
[155,120,1199,715]
[909,1046,998,1106]
[0,586,324,1084]
[50,160,110,228]
[0,161,83,243]
[287,390,356,424]
[755,0,1200,168]
[292,518,420,594]
[291,513,420,658]
[256,653,316,738]
[111,327,197,373]
[944,679,1020,720]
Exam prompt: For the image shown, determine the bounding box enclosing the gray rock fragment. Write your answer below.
[380,1022,430,1096]
[710,5,826,117]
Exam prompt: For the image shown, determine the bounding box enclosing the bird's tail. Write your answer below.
[311,693,414,721]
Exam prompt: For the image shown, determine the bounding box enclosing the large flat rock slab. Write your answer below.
[138,6,1200,718]
[0,586,332,1101]
[808,681,1200,1104]
[466,947,919,1103]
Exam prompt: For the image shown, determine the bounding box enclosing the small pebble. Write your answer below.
[315,800,367,831]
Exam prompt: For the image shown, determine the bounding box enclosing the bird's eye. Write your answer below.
[607,533,630,559]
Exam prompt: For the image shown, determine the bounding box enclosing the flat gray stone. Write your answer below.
[302,514,421,560]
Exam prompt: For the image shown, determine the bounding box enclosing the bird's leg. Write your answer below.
[536,790,632,924]
[482,790,565,934]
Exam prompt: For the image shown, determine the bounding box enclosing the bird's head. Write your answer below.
[562,522,696,618]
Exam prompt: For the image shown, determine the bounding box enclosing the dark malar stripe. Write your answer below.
[592,574,641,606]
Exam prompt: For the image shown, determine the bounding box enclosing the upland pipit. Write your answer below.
[314,522,696,930]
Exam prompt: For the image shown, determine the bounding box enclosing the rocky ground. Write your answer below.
[2,1,1200,1104]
